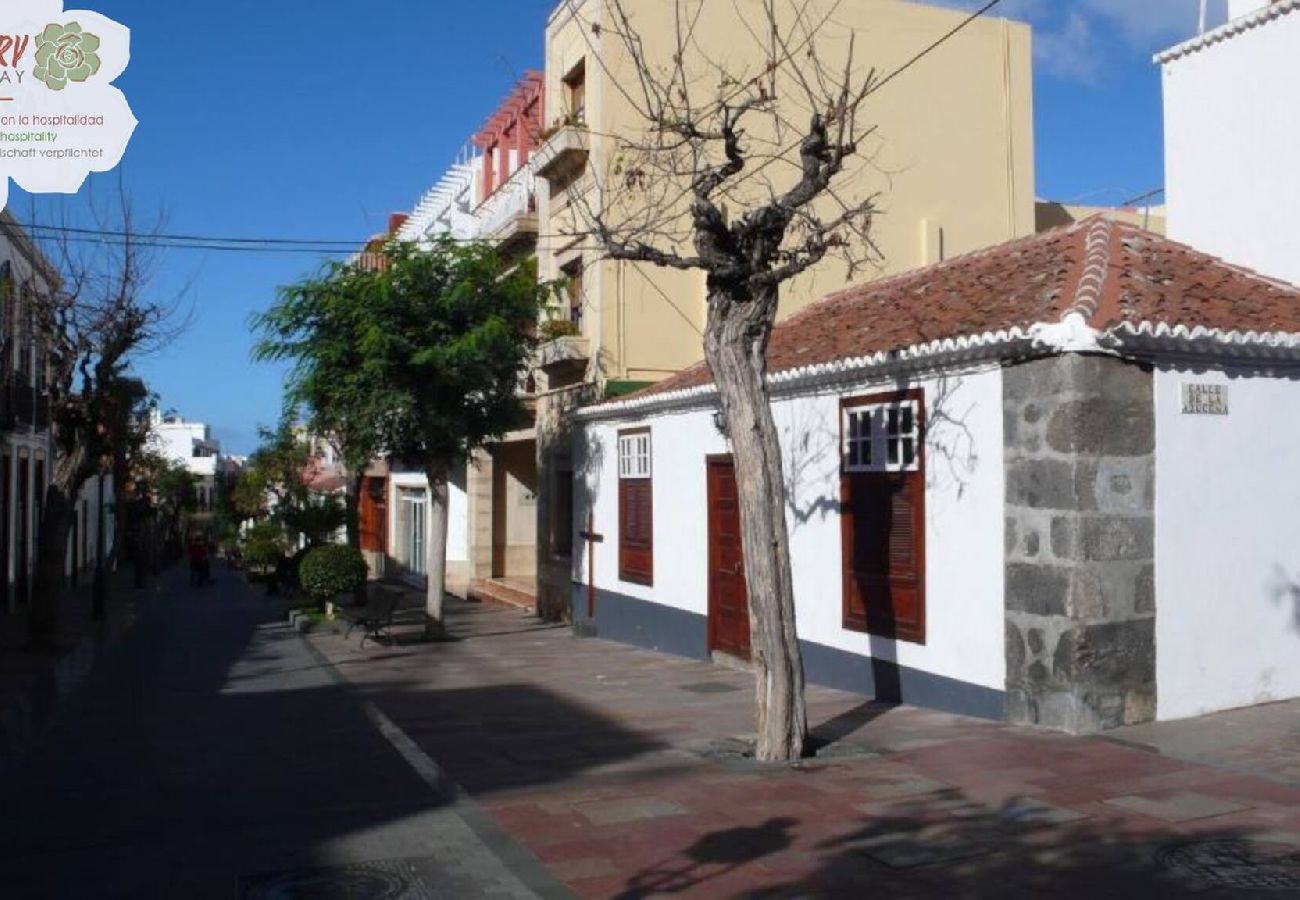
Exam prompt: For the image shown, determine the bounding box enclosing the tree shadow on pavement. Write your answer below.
[614,817,798,899]
[609,786,1297,899]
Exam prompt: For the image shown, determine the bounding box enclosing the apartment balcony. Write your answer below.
[533,124,589,185]
[476,160,539,256]
[536,334,590,386]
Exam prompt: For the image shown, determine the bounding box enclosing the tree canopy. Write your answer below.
[252,233,549,631]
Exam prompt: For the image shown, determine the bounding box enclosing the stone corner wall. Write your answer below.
[1003,354,1156,733]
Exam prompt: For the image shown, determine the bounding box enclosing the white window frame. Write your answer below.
[842,398,921,474]
[617,431,651,479]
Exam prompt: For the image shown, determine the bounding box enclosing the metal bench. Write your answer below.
[339,588,400,647]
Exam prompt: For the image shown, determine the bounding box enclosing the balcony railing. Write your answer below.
[475,159,538,247]
[533,125,590,184]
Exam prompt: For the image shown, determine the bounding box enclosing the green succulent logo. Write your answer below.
[33,22,102,92]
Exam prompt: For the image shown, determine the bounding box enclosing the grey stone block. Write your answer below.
[1006,459,1077,510]
[1076,458,1154,514]
[1050,516,1075,559]
[1075,619,1155,686]
[1052,629,1078,680]
[1046,397,1154,457]
[1006,564,1069,616]
[1134,565,1155,614]
[1068,569,1109,620]
[1079,516,1154,561]
[1004,356,1076,400]
[1005,621,1026,676]
[1023,530,1040,557]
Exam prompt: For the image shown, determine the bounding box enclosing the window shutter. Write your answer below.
[840,389,926,644]
[619,478,653,585]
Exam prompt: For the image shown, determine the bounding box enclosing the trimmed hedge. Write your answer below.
[298,544,368,604]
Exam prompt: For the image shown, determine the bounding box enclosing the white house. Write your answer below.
[1160,0,1300,284]
[65,473,115,586]
[572,216,1300,732]
[0,212,57,613]
[147,409,222,512]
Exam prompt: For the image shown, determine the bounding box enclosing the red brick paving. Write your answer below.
[312,599,1300,897]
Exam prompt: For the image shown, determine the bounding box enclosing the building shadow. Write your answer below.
[0,569,667,897]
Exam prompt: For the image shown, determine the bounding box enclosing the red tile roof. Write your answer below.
[630,216,1300,400]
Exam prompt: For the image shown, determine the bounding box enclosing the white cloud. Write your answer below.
[924,0,1232,82]
[1035,10,1100,82]
[1082,0,1216,46]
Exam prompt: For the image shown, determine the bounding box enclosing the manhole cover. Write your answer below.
[241,859,433,899]
[1158,839,1300,891]
[678,681,741,694]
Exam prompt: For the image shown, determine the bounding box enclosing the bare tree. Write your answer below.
[26,180,186,645]
[565,0,886,761]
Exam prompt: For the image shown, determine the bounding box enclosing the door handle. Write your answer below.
[732,562,743,575]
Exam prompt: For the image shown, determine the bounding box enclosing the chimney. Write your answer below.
[388,212,409,235]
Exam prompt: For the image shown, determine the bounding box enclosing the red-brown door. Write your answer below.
[841,471,925,643]
[707,456,751,660]
[359,476,387,554]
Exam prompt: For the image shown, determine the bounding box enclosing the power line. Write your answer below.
[868,0,1004,98]
[11,1,1007,263]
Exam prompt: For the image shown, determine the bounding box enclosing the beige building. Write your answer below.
[521,0,1036,617]
[1036,200,1166,235]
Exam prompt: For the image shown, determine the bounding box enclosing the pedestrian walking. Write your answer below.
[188,535,211,587]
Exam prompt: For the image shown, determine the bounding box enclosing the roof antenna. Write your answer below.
[1199,0,1208,33]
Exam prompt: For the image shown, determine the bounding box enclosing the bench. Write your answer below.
[338,587,400,647]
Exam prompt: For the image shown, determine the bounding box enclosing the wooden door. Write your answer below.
[359,476,387,554]
[707,456,750,660]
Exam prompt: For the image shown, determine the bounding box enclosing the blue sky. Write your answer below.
[10,1,1222,454]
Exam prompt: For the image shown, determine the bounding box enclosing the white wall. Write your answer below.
[575,366,1007,692]
[387,469,469,565]
[65,473,116,578]
[1154,365,1300,720]
[1163,8,1300,285]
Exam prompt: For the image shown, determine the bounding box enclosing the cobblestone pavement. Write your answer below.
[0,569,568,899]
[310,597,1300,899]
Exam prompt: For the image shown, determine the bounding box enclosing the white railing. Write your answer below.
[398,160,478,243]
[475,159,537,240]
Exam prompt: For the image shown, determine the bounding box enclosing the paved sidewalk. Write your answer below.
[0,568,569,899]
[0,565,142,778]
[312,598,1300,898]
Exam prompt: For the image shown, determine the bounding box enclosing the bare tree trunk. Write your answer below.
[704,284,808,762]
[29,470,81,647]
[423,463,450,640]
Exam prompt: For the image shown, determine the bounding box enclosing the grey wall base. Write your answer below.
[573,584,1006,721]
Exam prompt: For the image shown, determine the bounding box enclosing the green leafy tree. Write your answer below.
[251,267,384,548]
[358,237,546,635]
[253,236,547,636]
[231,422,345,550]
